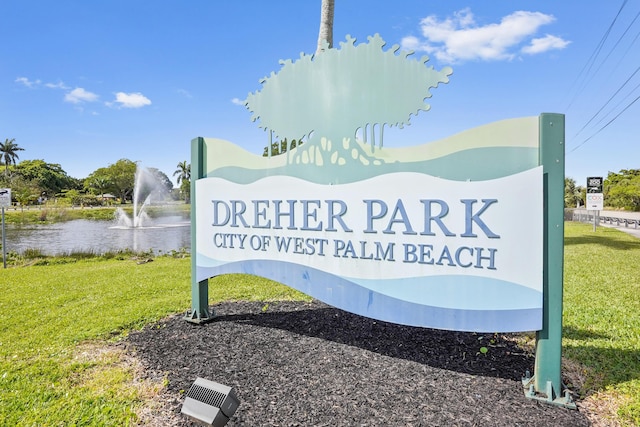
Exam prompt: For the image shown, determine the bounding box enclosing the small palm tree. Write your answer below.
[0,138,24,177]
[173,160,190,184]
[173,161,191,203]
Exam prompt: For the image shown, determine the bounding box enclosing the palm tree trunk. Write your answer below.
[316,0,334,54]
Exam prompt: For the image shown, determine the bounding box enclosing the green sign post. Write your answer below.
[522,114,574,408]
[185,138,211,323]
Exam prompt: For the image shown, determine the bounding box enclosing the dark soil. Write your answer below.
[126,300,592,426]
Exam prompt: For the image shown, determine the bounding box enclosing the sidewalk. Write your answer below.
[600,222,640,239]
[570,208,640,239]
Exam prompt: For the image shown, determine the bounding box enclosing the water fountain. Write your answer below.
[7,166,191,255]
[113,166,169,228]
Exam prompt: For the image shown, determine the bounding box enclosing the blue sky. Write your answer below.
[2,1,639,186]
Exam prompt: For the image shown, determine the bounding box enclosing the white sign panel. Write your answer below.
[0,189,11,208]
[196,167,544,332]
[586,193,603,210]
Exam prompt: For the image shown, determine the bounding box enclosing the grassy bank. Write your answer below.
[0,222,638,425]
[1,203,190,225]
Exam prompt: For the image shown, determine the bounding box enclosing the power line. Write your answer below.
[583,8,640,89]
[565,0,629,111]
[591,78,640,129]
[570,92,640,153]
[611,24,640,73]
[567,0,640,153]
[573,64,640,139]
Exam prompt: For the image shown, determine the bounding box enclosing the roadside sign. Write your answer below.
[586,177,603,211]
[0,188,10,208]
[586,193,603,210]
[1,188,9,268]
[587,177,603,193]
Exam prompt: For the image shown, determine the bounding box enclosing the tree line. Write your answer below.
[3,137,638,211]
[0,138,191,206]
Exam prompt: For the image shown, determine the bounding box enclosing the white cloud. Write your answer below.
[64,87,99,104]
[402,8,570,63]
[177,88,193,98]
[109,92,152,108]
[231,97,246,106]
[400,35,421,51]
[44,81,69,90]
[522,34,571,54]
[16,77,70,90]
[15,77,41,88]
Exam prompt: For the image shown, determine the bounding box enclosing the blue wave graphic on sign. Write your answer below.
[197,256,542,332]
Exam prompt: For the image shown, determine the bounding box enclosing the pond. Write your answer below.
[3,215,191,256]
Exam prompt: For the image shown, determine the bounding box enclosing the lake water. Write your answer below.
[3,215,191,255]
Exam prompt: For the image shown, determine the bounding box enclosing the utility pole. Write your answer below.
[316,0,335,54]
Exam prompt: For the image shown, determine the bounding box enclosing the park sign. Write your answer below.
[193,120,544,333]
[189,34,568,406]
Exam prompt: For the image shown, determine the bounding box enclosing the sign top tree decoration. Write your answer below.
[245,34,452,167]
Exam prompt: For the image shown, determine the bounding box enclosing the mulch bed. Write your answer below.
[126,300,592,426]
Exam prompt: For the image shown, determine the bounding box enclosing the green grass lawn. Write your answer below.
[0,256,307,426]
[0,222,638,425]
[563,222,640,425]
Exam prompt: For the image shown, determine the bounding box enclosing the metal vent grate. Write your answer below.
[181,377,240,426]
[187,383,227,408]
